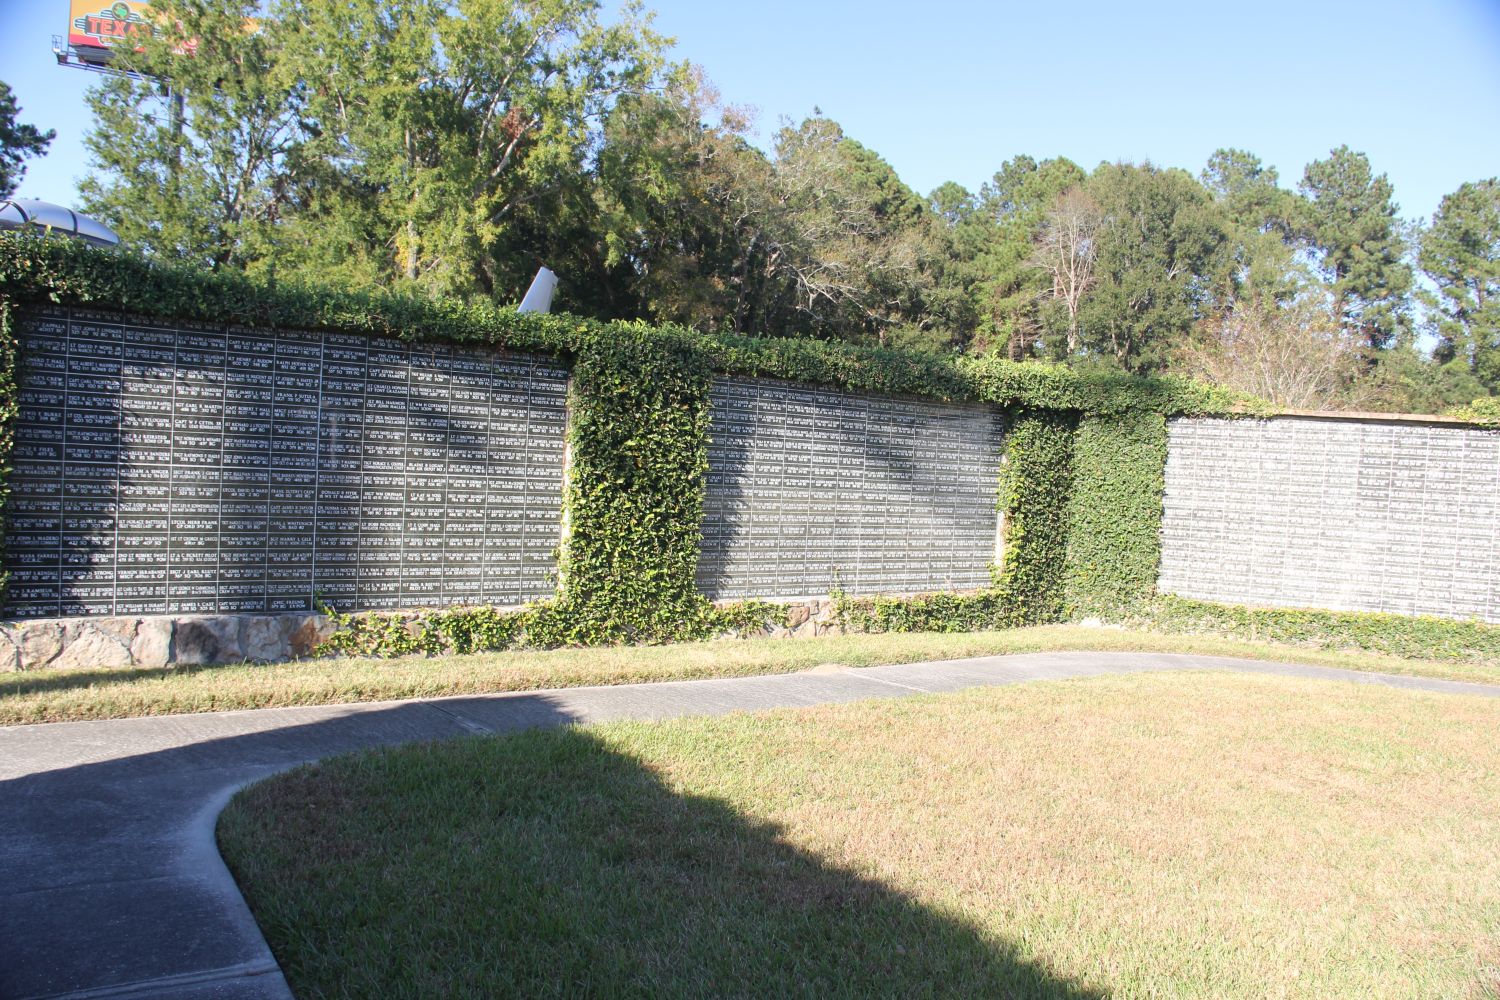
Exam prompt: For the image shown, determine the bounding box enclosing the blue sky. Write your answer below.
[4,0,1499,222]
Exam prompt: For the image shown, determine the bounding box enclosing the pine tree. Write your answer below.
[1298,146,1413,350]
[1420,179,1500,392]
[0,80,55,199]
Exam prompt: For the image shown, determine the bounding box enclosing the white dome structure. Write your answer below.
[0,199,120,248]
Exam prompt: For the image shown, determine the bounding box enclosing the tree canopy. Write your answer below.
[65,4,1496,413]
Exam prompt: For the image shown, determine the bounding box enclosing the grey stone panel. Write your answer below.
[3,305,568,618]
[1160,417,1500,623]
[698,375,1004,600]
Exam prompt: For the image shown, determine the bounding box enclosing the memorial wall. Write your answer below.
[3,307,568,619]
[1160,416,1500,624]
[8,303,1496,640]
[696,375,1005,600]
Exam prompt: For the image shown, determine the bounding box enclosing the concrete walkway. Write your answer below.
[3,651,1498,1000]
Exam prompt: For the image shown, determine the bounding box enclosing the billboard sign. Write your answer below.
[67,0,156,52]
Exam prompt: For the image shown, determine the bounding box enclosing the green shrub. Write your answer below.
[1446,396,1500,426]
[1131,596,1500,665]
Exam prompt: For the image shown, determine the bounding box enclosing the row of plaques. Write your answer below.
[1159,417,1500,625]
[696,376,1005,599]
[1,309,1018,619]
[3,308,568,617]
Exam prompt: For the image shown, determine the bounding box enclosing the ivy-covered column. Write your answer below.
[1063,410,1169,616]
[991,409,1078,626]
[558,323,715,643]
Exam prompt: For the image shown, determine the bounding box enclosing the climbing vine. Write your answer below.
[6,235,1491,665]
[1064,411,1169,616]
[555,324,719,643]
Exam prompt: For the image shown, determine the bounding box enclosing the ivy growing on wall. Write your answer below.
[1064,412,1169,616]
[831,588,1008,635]
[992,411,1078,624]
[315,598,782,658]
[4,235,1493,665]
[558,325,716,643]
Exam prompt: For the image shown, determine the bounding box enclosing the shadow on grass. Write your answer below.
[220,725,1105,999]
[0,660,245,697]
[0,652,434,701]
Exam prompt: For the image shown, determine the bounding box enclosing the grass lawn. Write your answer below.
[4,624,1499,725]
[218,671,1500,999]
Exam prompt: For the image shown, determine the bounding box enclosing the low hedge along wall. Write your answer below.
[1133,596,1500,666]
[7,235,1495,664]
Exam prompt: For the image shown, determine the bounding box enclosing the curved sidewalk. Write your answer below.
[3,651,1498,1000]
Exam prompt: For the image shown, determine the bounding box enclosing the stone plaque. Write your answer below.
[697,375,1003,600]
[4,306,567,618]
[1160,416,1500,624]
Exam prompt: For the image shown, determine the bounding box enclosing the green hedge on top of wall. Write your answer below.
[0,235,1255,417]
[1447,397,1500,427]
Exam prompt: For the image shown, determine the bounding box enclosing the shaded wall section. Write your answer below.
[1160,416,1500,623]
[696,376,1004,600]
[3,306,567,619]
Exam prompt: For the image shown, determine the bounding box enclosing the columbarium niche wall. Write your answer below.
[696,375,1005,600]
[3,306,568,620]
[1159,415,1500,624]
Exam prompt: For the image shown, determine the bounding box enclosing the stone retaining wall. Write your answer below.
[2,613,335,671]
[741,598,843,640]
[3,599,843,671]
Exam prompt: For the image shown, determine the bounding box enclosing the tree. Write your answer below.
[1177,277,1363,408]
[1077,162,1229,373]
[767,115,939,345]
[77,0,669,297]
[591,66,789,331]
[278,0,667,299]
[1028,187,1102,355]
[596,101,949,345]
[1201,148,1293,234]
[968,156,1084,358]
[0,80,56,199]
[1200,148,1303,306]
[920,157,1086,359]
[1298,146,1413,350]
[1356,347,1492,413]
[1419,179,1500,392]
[78,2,299,265]
[921,181,983,348]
